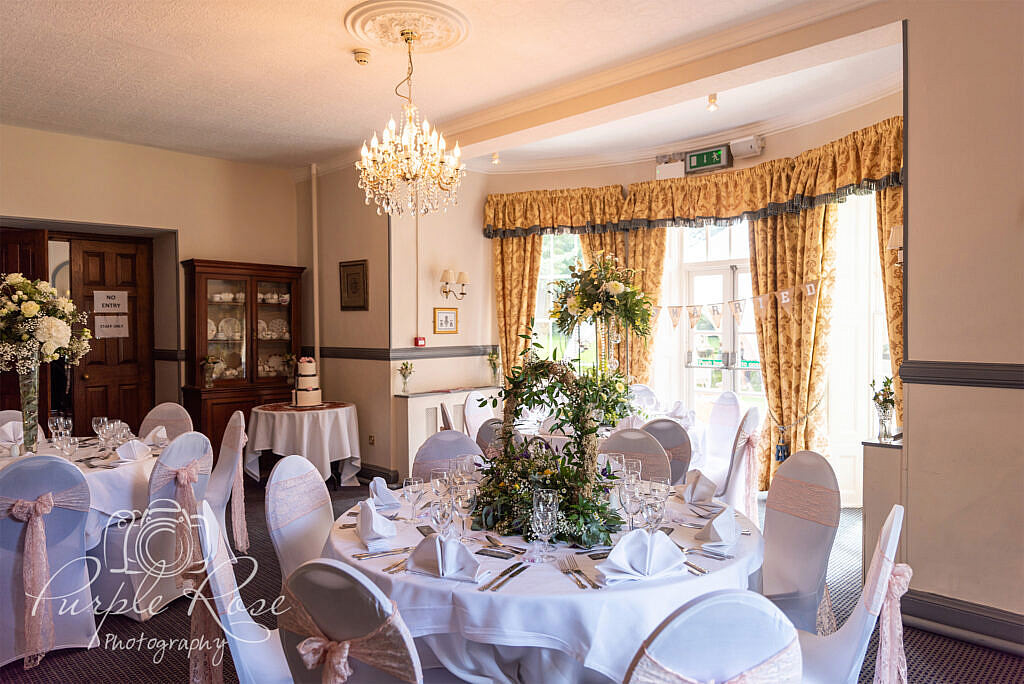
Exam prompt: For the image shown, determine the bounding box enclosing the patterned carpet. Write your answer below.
[2,483,1022,683]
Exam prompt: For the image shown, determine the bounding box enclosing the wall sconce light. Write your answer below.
[440,269,469,299]
[886,225,904,265]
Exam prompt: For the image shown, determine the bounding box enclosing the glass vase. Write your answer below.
[402,376,410,394]
[19,364,40,453]
[876,405,893,442]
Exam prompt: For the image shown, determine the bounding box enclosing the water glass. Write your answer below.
[61,436,79,460]
[641,494,665,531]
[430,498,455,539]
[649,476,671,501]
[623,457,642,480]
[453,486,477,540]
[402,477,424,517]
[47,412,61,439]
[620,482,642,531]
[430,468,450,499]
[605,453,624,478]
[525,505,557,564]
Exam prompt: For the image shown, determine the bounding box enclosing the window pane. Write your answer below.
[683,226,706,262]
[691,274,722,305]
[738,333,760,367]
[731,222,750,259]
[694,333,724,366]
[533,234,588,363]
[708,224,729,260]
[693,368,724,390]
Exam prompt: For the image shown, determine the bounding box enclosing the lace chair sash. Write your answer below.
[278,586,419,683]
[630,636,800,684]
[0,482,90,669]
[266,468,331,531]
[666,444,691,463]
[227,428,249,552]
[765,474,840,527]
[150,453,212,591]
[873,562,912,684]
[737,428,759,521]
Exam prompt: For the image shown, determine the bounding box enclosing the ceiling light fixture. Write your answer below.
[491,152,501,165]
[706,93,719,112]
[355,29,465,217]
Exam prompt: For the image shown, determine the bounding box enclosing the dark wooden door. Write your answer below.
[70,238,154,434]
[0,227,49,413]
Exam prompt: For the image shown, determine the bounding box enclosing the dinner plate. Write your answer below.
[219,317,242,339]
[207,318,216,339]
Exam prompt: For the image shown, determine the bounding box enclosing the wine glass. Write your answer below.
[58,415,73,434]
[623,457,642,481]
[430,468,450,500]
[649,476,671,501]
[641,494,665,532]
[47,412,61,441]
[620,481,642,531]
[430,498,454,539]
[525,495,558,564]
[61,436,79,461]
[453,485,477,541]
[92,416,108,439]
[403,477,423,518]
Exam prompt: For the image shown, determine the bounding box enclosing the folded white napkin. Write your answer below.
[115,439,150,463]
[677,469,718,504]
[369,476,401,509]
[0,421,24,446]
[407,533,490,583]
[596,529,688,585]
[142,425,168,448]
[356,498,396,552]
[695,505,738,551]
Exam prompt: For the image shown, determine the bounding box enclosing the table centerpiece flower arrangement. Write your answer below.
[0,273,92,452]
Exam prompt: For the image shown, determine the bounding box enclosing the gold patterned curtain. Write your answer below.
[750,206,837,487]
[875,187,904,425]
[493,235,543,379]
[484,185,625,238]
[579,228,667,384]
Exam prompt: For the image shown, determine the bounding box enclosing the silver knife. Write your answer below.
[352,546,414,560]
[684,559,709,575]
[478,562,523,592]
[490,564,528,591]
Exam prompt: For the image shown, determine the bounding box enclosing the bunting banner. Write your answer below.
[776,287,797,315]
[686,305,702,328]
[803,280,819,303]
[706,303,723,328]
[651,305,662,322]
[668,306,684,327]
[728,299,746,325]
[752,293,772,318]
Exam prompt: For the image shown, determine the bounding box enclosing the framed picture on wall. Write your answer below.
[433,307,458,334]
[339,260,368,310]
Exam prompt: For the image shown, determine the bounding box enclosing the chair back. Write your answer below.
[474,418,503,452]
[148,432,212,503]
[613,414,645,432]
[265,455,334,581]
[207,411,245,510]
[720,407,761,500]
[282,559,424,683]
[0,455,95,668]
[599,428,670,481]
[642,418,692,485]
[629,384,660,413]
[139,402,194,441]
[828,505,905,684]
[196,501,281,684]
[704,391,741,484]
[439,402,454,431]
[0,411,44,443]
[625,589,799,683]
[762,450,840,631]
[412,431,482,480]
[463,392,493,441]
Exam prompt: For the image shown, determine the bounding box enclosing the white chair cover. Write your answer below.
[438,403,454,431]
[799,505,909,684]
[196,501,292,684]
[474,418,503,453]
[614,414,646,432]
[138,402,194,441]
[0,455,96,669]
[462,392,493,443]
[281,558,425,683]
[205,410,248,561]
[720,408,761,513]
[411,432,483,480]
[761,450,840,635]
[599,429,671,481]
[642,419,692,485]
[87,431,213,621]
[704,391,741,487]
[624,589,800,683]
[630,384,661,413]
[265,455,335,582]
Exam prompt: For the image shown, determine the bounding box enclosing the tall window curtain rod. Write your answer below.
[482,116,903,238]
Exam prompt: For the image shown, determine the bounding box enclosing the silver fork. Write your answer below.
[557,557,587,589]
[564,555,600,589]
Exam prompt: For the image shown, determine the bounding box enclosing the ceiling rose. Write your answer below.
[344,0,470,52]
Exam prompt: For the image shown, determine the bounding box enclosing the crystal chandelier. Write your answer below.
[355,29,465,217]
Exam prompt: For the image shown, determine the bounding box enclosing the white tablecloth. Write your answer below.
[0,443,156,550]
[324,495,763,683]
[245,402,361,484]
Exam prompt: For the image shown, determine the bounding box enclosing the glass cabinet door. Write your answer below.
[255,280,293,380]
[206,278,248,383]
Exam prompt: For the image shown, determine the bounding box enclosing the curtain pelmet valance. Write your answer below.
[482,117,903,237]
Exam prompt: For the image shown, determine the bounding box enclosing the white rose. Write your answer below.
[4,273,23,285]
[41,340,58,356]
[20,300,40,317]
[566,299,580,316]
[603,281,626,296]
[34,315,72,349]
[56,297,75,314]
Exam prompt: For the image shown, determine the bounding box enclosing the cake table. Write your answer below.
[243,401,361,484]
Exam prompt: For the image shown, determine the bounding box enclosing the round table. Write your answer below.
[244,401,361,484]
[324,494,763,683]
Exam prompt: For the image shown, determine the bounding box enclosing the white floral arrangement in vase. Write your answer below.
[0,273,92,451]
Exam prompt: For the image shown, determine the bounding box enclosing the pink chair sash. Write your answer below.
[279,587,420,684]
[150,454,212,591]
[629,635,800,683]
[0,482,90,668]
[230,431,249,552]
[737,428,759,521]
[765,474,840,527]
[666,444,690,463]
[189,582,224,684]
[872,562,912,684]
[266,468,331,531]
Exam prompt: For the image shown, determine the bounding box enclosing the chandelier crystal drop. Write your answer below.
[355,29,465,217]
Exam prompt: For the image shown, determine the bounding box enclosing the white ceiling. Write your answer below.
[0,0,820,166]
[470,44,903,172]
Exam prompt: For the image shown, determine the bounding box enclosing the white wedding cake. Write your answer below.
[292,357,323,407]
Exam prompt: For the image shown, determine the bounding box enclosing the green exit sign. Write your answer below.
[685,144,733,174]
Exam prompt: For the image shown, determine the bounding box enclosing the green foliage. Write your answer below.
[548,253,653,338]
[871,376,896,410]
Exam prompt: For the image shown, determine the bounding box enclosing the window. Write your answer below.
[532,233,595,364]
[651,222,766,423]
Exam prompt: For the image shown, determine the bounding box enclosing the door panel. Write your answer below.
[0,227,49,413]
[71,238,154,434]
